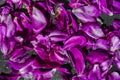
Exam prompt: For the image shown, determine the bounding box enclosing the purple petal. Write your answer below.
[113,20,120,30]
[108,72,120,80]
[110,36,120,52]
[49,31,68,42]
[32,7,47,33]
[5,15,15,38]
[94,39,109,50]
[72,5,101,23]
[113,0,120,14]
[87,49,109,64]
[69,47,85,74]
[97,0,113,16]
[88,64,102,80]
[114,51,120,70]
[64,36,87,49]
[82,23,105,39]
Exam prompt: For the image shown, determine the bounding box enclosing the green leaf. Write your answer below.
[0,60,11,74]
[101,13,120,26]
[0,0,4,6]
[19,76,35,80]
[0,51,9,60]
[51,70,62,80]
[25,50,37,56]
[0,51,11,74]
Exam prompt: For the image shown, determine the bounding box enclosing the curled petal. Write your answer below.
[64,36,87,49]
[68,47,85,74]
[49,31,68,42]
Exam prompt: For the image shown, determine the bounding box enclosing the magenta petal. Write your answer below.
[100,59,113,71]
[35,47,48,60]
[113,0,120,14]
[88,64,102,80]
[32,68,56,80]
[97,0,113,16]
[82,23,105,39]
[94,39,109,50]
[49,31,68,42]
[114,51,120,70]
[110,36,120,52]
[72,5,101,23]
[113,20,120,30]
[32,7,47,33]
[69,47,85,74]
[108,72,120,80]
[87,49,109,64]
[5,15,15,38]
[0,24,6,42]
[64,36,87,49]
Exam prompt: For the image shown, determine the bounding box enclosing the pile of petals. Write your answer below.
[0,0,120,80]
